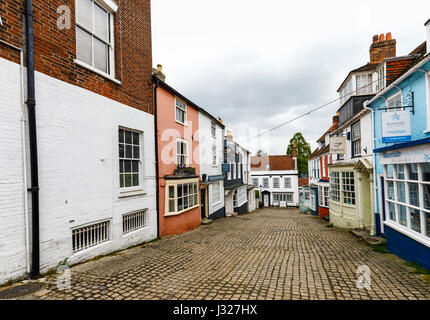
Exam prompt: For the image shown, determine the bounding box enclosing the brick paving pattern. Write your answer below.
[30,208,430,300]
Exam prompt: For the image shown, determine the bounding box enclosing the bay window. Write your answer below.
[330,172,340,202]
[233,187,247,207]
[342,172,356,205]
[166,180,199,216]
[384,163,430,239]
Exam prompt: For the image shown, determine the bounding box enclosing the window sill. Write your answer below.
[165,205,199,217]
[74,59,121,85]
[175,120,187,126]
[118,189,146,198]
[212,201,222,207]
[384,220,430,248]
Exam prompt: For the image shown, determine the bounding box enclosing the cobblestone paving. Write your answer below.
[29,209,430,300]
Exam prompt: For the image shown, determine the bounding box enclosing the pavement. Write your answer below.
[3,208,430,300]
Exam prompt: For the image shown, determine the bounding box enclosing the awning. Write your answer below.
[353,158,373,171]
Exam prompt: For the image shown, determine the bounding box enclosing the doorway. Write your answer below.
[263,194,269,207]
[200,187,207,219]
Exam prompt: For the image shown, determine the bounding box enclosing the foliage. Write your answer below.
[286,133,312,176]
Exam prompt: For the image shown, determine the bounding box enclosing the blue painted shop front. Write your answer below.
[369,57,430,270]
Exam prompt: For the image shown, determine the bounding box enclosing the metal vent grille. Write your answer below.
[72,220,110,252]
[123,210,147,234]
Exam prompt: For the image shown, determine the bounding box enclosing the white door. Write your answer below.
[263,194,269,207]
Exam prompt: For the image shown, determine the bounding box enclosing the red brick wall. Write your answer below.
[370,39,396,64]
[0,0,153,114]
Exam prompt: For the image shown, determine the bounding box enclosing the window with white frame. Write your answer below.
[274,193,294,203]
[233,187,247,207]
[119,128,141,188]
[211,121,216,138]
[175,98,187,124]
[211,182,221,205]
[318,186,329,207]
[356,74,373,95]
[252,178,259,186]
[384,163,430,238]
[263,178,269,188]
[212,144,217,166]
[284,177,291,188]
[376,64,386,92]
[351,121,361,157]
[330,172,340,202]
[232,162,236,179]
[166,180,199,215]
[227,162,231,180]
[76,0,114,74]
[176,139,188,167]
[273,177,280,188]
[342,172,356,205]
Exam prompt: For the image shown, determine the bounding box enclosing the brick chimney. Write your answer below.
[152,64,166,82]
[369,33,396,63]
[426,19,430,54]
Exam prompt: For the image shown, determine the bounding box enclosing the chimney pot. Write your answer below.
[370,33,396,63]
[386,32,392,40]
[379,34,385,42]
[373,35,379,43]
[157,64,163,72]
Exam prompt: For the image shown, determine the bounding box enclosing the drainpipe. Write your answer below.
[364,100,378,236]
[153,78,160,239]
[25,0,40,279]
[0,39,31,278]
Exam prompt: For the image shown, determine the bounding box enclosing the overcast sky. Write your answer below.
[152,0,430,154]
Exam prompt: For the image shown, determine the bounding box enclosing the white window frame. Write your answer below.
[342,171,356,206]
[273,177,280,189]
[175,98,187,125]
[252,178,259,186]
[318,185,329,208]
[211,121,216,138]
[233,187,247,208]
[227,162,231,180]
[119,127,143,191]
[212,143,217,166]
[211,182,221,206]
[176,138,188,167]
[376,64,386,92]
[263,178,269,188]
[330,171,340,203]
[351,121,361,157]
[284,177,291,188]
[75,0,116,77]
[356,73,373,95]
[165,179,199,216]
[383,163,430,244]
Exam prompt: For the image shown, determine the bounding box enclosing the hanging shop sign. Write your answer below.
[330,136,346,154]
[381,110,412,143]
[380,144,430,165]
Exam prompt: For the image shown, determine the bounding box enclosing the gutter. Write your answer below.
[367,54,430,105]
[25,0,40,279]
[153,78,160,239]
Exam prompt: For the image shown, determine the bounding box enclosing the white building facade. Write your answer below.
[198,111,226,220]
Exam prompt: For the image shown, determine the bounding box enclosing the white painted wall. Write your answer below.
[0,58,28,284]
[198,112,225,216]
[0,57,157,284]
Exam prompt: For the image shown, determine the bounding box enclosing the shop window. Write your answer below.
[330,172,340,202]
[342,172,355,205]
[384,163,430,239]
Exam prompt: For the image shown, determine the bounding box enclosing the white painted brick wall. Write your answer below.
[0,57,157,284]
[0,58,28,284]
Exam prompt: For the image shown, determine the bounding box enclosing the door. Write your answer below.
[201,188,207,219]
[263,194,269,207]
[280,194,287,207]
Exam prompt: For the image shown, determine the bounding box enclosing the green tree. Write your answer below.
[286,133,311,176]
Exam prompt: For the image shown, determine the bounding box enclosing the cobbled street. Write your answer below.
[24,208,430,300]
